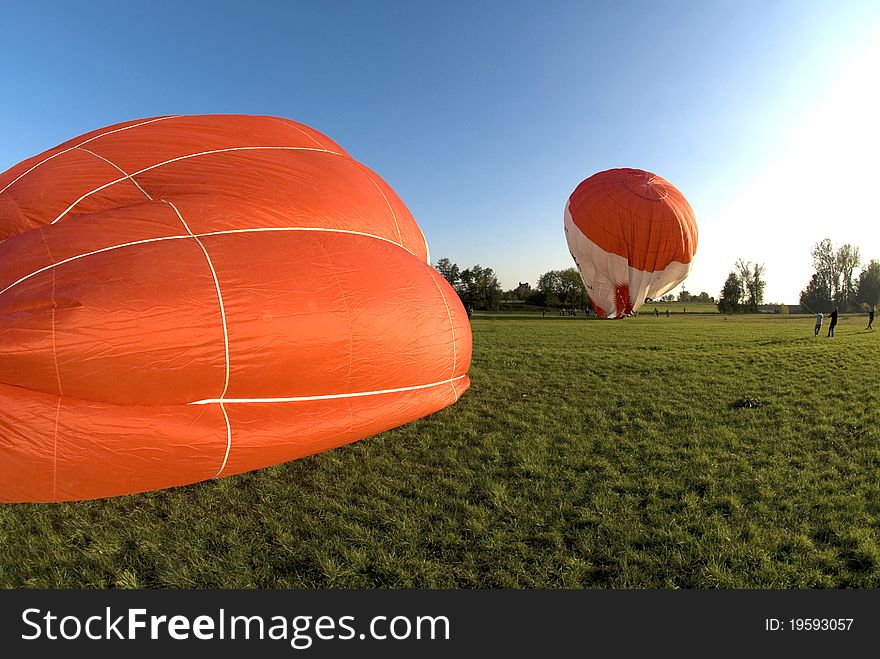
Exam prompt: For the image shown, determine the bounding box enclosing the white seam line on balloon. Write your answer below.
[188,374,468,405]
[52,397,61,500]
[276,117,327,149]
[50,268,61,502]
[49,146,347,225]
[76,147,154,201]
[405,272,424,407]
[0,235,186,300]
[0,116,180,196]
[162,199,233,479]
[197,227,416,257]
[37,228,64,398]
[216,403,232,478]
[161,201,230,397]
[38,227,63,500]
[0,227,417,301]
[313,237,354,396]
[356,163,403,246]
[426,271,459,399]
[50,270,62,396]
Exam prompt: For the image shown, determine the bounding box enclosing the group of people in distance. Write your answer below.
[814,305,876,337]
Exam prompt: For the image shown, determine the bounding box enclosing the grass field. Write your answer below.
[1,311,878,588]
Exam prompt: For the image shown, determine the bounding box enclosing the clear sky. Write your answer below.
[1,1,878,303]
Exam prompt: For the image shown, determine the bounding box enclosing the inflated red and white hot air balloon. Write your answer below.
[0,114,471,503]
[564,168,698,318]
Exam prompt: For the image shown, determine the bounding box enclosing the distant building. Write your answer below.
[757,304,804,314]
[513,282,532,298]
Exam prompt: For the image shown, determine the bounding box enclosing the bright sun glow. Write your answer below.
[692,34,880,304]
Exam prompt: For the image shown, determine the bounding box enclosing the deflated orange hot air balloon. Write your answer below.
[0,114,471,503]
[564,168,698,318]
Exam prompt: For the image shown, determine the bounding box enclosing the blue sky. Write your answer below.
[2,1,878,303]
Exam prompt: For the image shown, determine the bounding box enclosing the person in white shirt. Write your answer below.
[814,312,824,336]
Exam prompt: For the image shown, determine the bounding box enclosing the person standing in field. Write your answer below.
[868,305,875,330]
[827,306,838,337]
[814,311,824,336]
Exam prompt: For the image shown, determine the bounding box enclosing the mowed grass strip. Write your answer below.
[1,312,878,588]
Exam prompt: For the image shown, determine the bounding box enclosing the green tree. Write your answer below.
[806,238,861,310]
[536,270,562,306]
[507,282,532,301]
[800,272,830,313]
[558,268,587,308]
[835,243,861,309]
[857,259,880,307]
[719,259,765,313]
[748,262,766,310]
[458,264,502,311]
[808,239,836,306]
[537,268,588,309]
[434,257,460,289]
[733,259,766,311]
[718,271,742,313]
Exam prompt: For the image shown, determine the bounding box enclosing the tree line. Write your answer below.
[717,259,766,313]
[718,238,877,314]
[435,258,589,311]
[799,239,877,312]
[435,258,714,312]
[435,258,504,311]
[437,236,878,315]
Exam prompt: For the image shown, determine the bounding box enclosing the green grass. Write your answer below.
[1,312,878,588]
[644,301,719,314]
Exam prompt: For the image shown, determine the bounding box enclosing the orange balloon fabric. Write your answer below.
[0,115,471,502]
